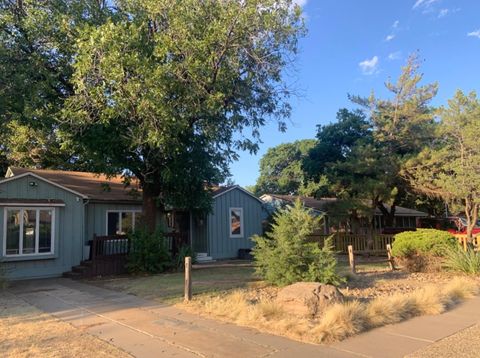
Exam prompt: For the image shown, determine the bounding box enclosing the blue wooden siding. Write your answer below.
[207,188,263,259]
[0,175,85,280]
[85,202,142,242]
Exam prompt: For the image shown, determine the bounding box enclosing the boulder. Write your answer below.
[275,282,344,317]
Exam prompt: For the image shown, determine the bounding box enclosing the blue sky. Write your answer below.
[229,0,480,187]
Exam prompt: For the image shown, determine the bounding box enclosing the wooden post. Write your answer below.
[386,244,395,271]
[348,245,356,274]
[463,237,468,252]
[184,256,192,302]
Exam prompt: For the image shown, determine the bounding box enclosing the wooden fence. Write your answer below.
[308,233,395,255]
[454,234,479,251]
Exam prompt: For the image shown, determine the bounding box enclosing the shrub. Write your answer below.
[127,229,172,273]
[445,246,480,274]
[174,245,197,270]
[392,229,457,258]
[0,263,7,289]
[252,199,343,286]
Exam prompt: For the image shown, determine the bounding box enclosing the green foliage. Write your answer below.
[0,263,7,289]
[303,108,372,185]
[392,229,457,258]
[174,245,197,270]
[302,54,439,226]
[254,139,316,196]
[445,247,480,274]
[252,200,343,286]
[0,0,112,170]
[404,90,480,238]
[127,229,172,274]
[60,0,304,228]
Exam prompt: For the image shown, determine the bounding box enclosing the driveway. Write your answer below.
[8,278,480,358]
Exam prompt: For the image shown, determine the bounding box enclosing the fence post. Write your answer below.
[386,244,395,271]
[348,245,356,274]
[184,256,192,302]
[463,237,468,252]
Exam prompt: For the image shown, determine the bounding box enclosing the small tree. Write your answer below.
[252,200,342,286]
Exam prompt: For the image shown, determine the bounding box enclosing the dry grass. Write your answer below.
[0,293,131,358]
[89,266,258,304]
[179,277,478,345]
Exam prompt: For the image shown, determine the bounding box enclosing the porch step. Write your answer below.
[62,271,82,279]
[63,261,94,279]
[195,253,214,263]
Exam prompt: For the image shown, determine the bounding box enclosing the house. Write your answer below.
[260,194,428,234]
[0,167,263,280]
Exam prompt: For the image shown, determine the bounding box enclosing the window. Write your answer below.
[106,210,142,235]
[3,208,54,256]
[229,207,243,238]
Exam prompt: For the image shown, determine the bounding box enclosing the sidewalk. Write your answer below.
[8,278,480,358]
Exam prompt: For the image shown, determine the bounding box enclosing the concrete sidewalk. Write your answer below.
[7,278,480,358]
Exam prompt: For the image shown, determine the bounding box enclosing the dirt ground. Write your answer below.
[0,291,131,358]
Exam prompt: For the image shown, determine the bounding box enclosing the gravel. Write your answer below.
[406,324,480,358]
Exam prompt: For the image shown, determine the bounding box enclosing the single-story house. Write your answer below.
[0,167,263,280]
[260,194,428,234]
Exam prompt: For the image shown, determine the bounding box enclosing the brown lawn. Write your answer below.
[0,292,131,358]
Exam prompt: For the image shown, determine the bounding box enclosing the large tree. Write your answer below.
[62,0,305,229]
[404,90,480,240]
[253,139,315,196]
[0,0,112,171]
[348,53,438,225]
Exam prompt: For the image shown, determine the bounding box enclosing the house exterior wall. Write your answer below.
[85,202,142,242]
[0,174,85,280]
[207,188,263,259]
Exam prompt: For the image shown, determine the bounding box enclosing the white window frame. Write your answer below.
[229,207,244,238]
[2,207,55,257]
[105,210,142,235]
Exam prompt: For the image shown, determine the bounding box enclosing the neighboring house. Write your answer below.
[0,167,263,280]
[260,194,428,235]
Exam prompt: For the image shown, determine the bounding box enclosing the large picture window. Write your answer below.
[3,208,54,256]
[106,210,142,235]
[229,207,244,238]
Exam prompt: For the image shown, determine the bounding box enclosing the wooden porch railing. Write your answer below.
[87,231,190,277]
[90,234,130,277]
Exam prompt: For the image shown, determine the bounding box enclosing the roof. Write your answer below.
[261,194,333,212]
[261,194,428,217]
[3,167,142,203]
[0,198,65,206]
[2,168,260,205]
[212,185,263,204]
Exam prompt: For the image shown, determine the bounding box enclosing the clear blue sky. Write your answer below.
[229,0,480,187]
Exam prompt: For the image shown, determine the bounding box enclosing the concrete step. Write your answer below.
[62,271,82,280]
[196,252,208,257]
[72,265,90,274]
[196,255,214,263]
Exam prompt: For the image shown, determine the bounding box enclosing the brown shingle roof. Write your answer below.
[263,194,428,217]
[6,167,142,203]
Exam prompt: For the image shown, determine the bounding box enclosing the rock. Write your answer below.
[275,282,344,318]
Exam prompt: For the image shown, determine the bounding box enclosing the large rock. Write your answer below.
[275,282,344,317]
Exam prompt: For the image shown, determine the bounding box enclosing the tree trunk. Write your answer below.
[377,201,397,227]
[465,198,479,243]
[142,183,162,233]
